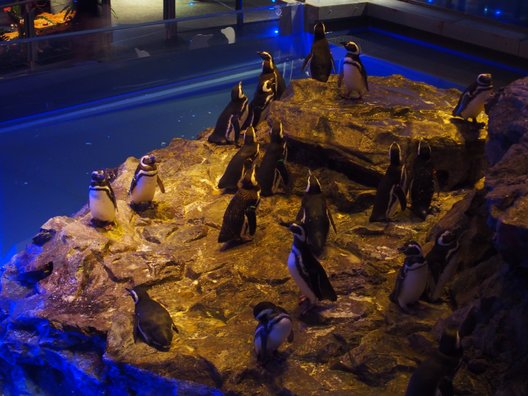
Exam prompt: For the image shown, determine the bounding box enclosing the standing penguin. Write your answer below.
[389,241,428,313]
[129,154,165,208]
[338,41,368,99]
[302,22,334,82]
[242,59,277,130]
[218,161,261,245]
[410,140,434,220]
[424,230,461,303]
[287,222,337,310]
[89,170,117,226]
[405,326,463,396]
[256,120,289,196]
[452,73,493,123]
[218,126,260,192]
[258,51,286,100]
[369,142,407,223]
[126,286,178,351]
[208,81,249,145]
[253,301,294,362]
[296,172,336,257]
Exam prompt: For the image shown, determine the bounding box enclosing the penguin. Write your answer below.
[256,120,289,196]
[218,161,261,244]
[452,73,493,123]
[423,230,461,303]
[369,142,407,223]
[337,41,368,99]
[302,22,335,82]
[129,154,165,207]
[409,140,434,220]
[126,286,178,352]
[296,172,336,257]
[89,170,117,226]
[389,241,428,313]
[405,326,463,396]
[258,51,286,100]
[242,61,277,130]
[218,126,260,192]
[208,81,249,145]
[253,301,294,362]
[287,222,337,310]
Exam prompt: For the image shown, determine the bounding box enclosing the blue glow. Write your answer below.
[495,9,502,16]
[427,0,433,3]
[484,7,488,13]
[189,1,194,5]
[273,29,279,35]
[271,0,276,3]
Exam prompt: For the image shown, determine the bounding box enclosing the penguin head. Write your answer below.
[231,81,246,101]
[270,120,284,143]
[238,159,259,190]
[399,240,422,256]
[244,126,257,145]
[437,230,457,246]
[306,171,322,194]
[253,301,277,322]
[126,286,149,304]
[140,154,156,168]
[314,22,326,39]
[438,325,462,357]
[476,73,493,87]
[341,41,360,55]
[417,140,431,160]
[258,51,274,71]
[389,142,402,166]
[91,170,106,183]
[289,222,307,242]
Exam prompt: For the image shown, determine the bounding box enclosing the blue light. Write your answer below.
[427,0,433,3]
[273,29,279,35]
[271,0,276,3]
[484,7,488,13]
[495,9,502,16]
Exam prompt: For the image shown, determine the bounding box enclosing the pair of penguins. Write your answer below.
[88,154,165,226]
[370,141,435,223]
[208,51,286,146]
[390,229,461,313]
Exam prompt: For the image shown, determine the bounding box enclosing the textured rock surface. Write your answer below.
[269,75,487,190]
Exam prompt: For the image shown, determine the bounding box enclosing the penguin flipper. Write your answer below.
[157,176,166,193]
[394,186,407,211]
[172,322,179,334]
[302,53,312,72]
[276,159,289,187]
[360,64,369,91]
[129,175,138,195]
[232,115,241,144]
[107,183,118,210]
[326,207,337,234]
[337,72,343,88]
[331,56,336,74]
[245,205,258,236]
[288,329,294,343]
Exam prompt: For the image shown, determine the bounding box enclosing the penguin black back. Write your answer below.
[410,140,434,220]
[209,81,249,145]
[302,22,334,82]
[258,51,286,99]
[256,120,289,196]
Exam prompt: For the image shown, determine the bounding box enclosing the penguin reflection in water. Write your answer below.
[218,161,261,247]
[287,223,337,313]
[370,142,407,223]
[338,41,368,99]
[89,170,117,228]
[452,73,493,124]
[390,241,428,314]
[129,154,165,210]
[405,326,463,396]
[127,286,178,351]
[253,301,294,363]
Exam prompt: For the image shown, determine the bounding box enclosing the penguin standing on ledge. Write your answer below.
[129,154,165,208]
[218,126,259,192]
[218,161,261,245]
[296,172,336,257]
[208,81,249,145]
[370,142,407,222]
[302,22,334,82]
[256,120,289,196]
[242,59,276,129]
[287,222,337,311]
[338,41,368,99]
[452,73,493,123]
[89,170,117,226]
[127,286,178,352]
[253,301,294,362]
[409,140,434,220]
[258,51,286,100]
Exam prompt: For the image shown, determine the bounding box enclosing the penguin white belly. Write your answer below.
[287,252,317,304]
[461,91,490,119]
[267,318,292,351]
[398,265,428,307]
[343,65,366,96]
[131,176,157,204]
[89,191,115,222]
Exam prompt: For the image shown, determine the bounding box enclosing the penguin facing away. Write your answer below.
[89,170,117,226]
[452,73,493,123]
[369,142,407,222]
[258,51,286,100]
[302,22,335,82]
[287,222,337,310]
[424,230,461,303]
[410,140,434,220]
[218,126,260,192]
[208,81,249,145]
[389,241,428,313]
[253,301,294,362]
[127,286,178,352]
[218,161,261,244]
[129,154,165,207]
[256,120,289,196]
[338,41,368,99]
[296,172,337,257]
[405,326,463,396]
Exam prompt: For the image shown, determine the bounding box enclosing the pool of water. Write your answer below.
[1,27,526,263]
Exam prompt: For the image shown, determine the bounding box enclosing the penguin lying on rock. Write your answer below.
[452,73,493,124]
[129,154,165,209]
[302,22,334,82]
[338,41,368,99]
[256,120,289,196]
[89,170,117,227]
[253,301,294,362]
[127,286,178,352]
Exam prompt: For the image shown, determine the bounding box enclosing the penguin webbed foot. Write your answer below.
[90,218,115,230]
[130,201,154,212]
